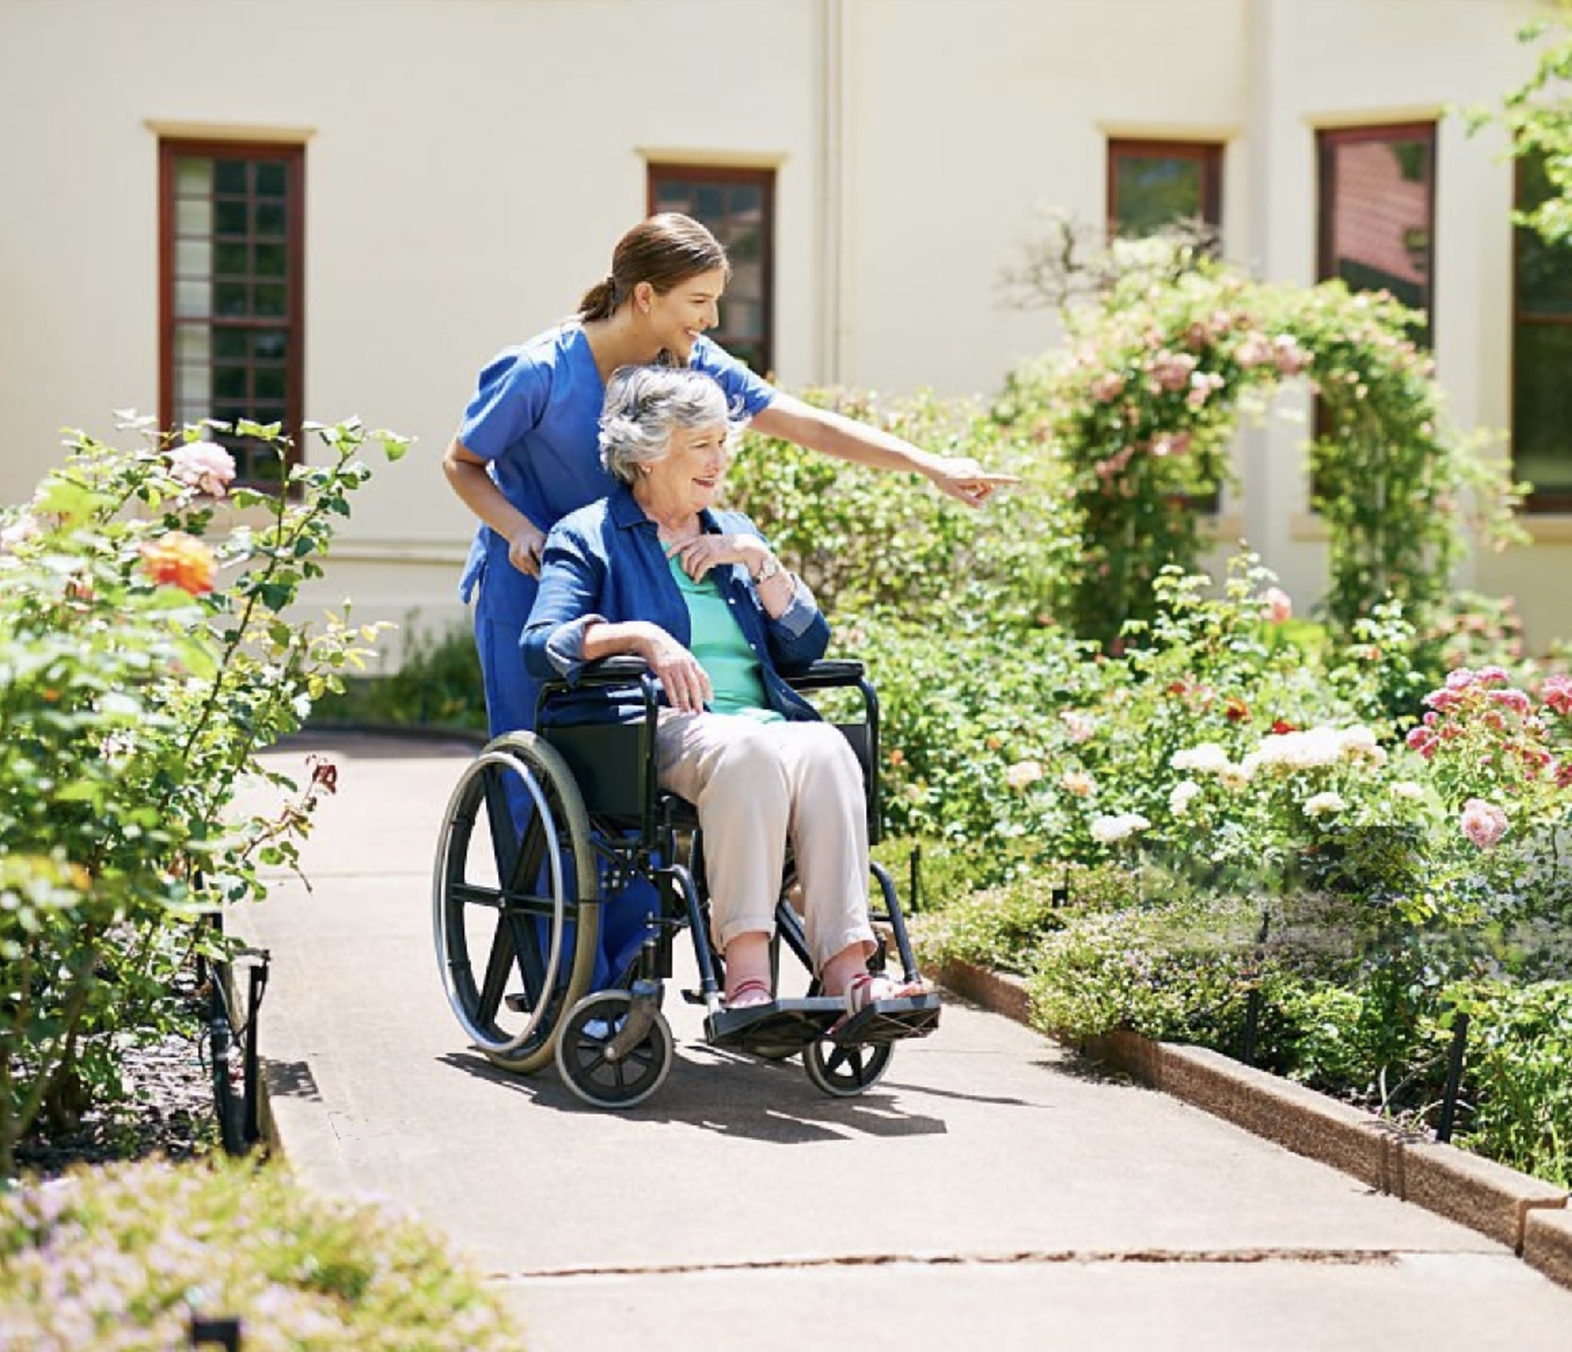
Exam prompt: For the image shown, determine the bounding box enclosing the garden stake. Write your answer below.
[1435,1010,1471,1144]
[909,844,921,914]
[242,951,271,1148]
[1240,907,1271,1068]
[189,1315,242,1349]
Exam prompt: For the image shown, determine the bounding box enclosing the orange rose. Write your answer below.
[140,531,217,595]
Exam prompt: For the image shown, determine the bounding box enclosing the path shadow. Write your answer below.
[435,1046,955,1145]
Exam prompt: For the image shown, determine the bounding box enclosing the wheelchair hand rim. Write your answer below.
[432,747,569,1056]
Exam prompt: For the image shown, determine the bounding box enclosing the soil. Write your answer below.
[14,1021,222,1181]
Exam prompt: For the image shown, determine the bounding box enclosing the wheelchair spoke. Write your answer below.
[476,919,517,1023]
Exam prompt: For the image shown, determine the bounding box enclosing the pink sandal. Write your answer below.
[724,977,774,1011]
[842,971,927,1016]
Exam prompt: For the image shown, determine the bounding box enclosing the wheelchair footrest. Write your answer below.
[832,993,943,1046]
[705,997,843,1055]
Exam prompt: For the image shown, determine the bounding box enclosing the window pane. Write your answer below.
[254,201,286,237]
[175,239,212,279]
[174,326,211,364]
[254,284,287,317]
[254,329,288,361]
[176,158,213,194]
[176,197,212,236]
[214,200,248,236]
[213,328,249,360]
[1321,127,1434,325]
[214,161,247,195]
[215,364,248,400]
[215,283,250,317]
[255,162,287,197]
[175,364,210,403]
[175,280,210,319]
[1115,156,1203,235]
[1512,323,1572,495]
[255,367,286,401]
[214,241,248,278]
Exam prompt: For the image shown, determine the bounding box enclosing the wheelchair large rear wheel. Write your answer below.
[433,732,599,1073]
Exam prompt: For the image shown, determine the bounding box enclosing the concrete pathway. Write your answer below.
[235,733,1572,1351]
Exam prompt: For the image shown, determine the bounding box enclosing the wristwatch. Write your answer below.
[753,553,782,584]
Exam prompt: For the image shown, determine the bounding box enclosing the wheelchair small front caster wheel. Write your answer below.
[555,990,674,1109]
[804,1036,892,1098]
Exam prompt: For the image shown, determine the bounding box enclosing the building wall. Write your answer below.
[0,0,1567,660]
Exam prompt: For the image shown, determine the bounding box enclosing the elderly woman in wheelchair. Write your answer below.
[433,364,938,1107]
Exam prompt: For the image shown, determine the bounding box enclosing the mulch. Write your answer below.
[14,1024,221,1180]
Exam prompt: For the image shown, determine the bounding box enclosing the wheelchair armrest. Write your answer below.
[782,658,866,692]
[559,655,653,688]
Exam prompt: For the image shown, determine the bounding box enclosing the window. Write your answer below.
[159,140,304,488]
[1513,152,1572,510]
[1317,123,1435,341]
[1108,140,1224,511]
[1107,140,1222,240]
[648,165,774,375]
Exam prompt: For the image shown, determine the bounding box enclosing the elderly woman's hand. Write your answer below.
[636,623,713,713]
[667,533,772,583]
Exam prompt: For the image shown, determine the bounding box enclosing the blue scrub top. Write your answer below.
[456,324,777,624]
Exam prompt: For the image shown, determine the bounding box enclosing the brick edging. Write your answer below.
[936,958,1572,1280]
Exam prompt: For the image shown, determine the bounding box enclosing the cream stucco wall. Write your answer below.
[0,0,829,664]
[1,0,1569,660]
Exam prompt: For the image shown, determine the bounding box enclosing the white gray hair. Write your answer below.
[598,365,741,485]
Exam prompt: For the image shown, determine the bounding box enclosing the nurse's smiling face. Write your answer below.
[640,268,725,364]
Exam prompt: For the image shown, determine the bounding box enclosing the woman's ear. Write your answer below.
[635,281,654,315]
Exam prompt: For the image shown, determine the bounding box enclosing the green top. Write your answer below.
[667,554,781,721]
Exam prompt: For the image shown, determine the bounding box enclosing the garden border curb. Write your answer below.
[935,958,1572,1286]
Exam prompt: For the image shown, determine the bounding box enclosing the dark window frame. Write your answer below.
[646,163,775,376]
[1106,138,1223,239]
[158,138,305,489]
[1512,152,1572,513]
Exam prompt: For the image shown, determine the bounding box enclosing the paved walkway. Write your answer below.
[235,733,1572,1351]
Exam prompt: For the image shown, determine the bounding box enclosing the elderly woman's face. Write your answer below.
[645,420,730,512]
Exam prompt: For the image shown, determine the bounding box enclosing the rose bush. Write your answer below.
[993,241,1525,648]
[0,415,405,1175]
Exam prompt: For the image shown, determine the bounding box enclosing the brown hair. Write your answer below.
[576,213,731,322]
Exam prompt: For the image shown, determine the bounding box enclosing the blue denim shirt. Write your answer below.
[523,484,829,724]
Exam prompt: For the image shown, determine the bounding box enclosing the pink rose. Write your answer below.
[1149,350,1198,393]
[1261,587,1292,624]
[1089,372,1126,403]
[169,440,237,497]
[1541,673,1572,717]
[1459,798,1508,850]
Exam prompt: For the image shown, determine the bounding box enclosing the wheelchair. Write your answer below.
[431,656,941,1109]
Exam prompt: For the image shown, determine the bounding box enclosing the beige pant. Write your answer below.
[654,713,875,973]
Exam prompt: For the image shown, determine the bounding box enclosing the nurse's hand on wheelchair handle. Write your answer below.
[507,522,546,577]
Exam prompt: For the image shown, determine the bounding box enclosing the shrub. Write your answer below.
[912,863,1138,974]
[0,1156,522,1348]
[1451,980,1572,1186]
[0,416,404,1175]
[311,618,486,732]
[724,385,1078,632]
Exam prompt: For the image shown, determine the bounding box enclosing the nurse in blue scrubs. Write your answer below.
[443,212,1014,738]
